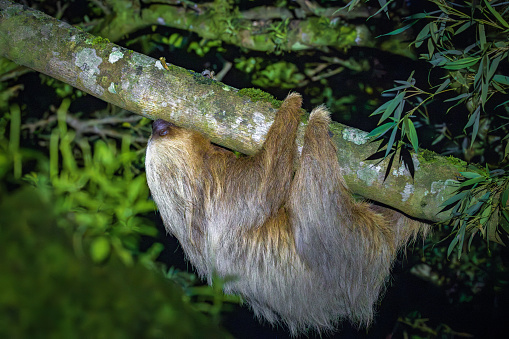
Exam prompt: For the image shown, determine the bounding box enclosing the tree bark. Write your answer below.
[0,0,461,223]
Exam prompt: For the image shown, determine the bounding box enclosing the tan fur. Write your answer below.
[145,93,425,335]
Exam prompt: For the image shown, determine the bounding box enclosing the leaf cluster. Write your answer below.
[358,0,509,251]
[367,0,509,162]
[441,167,509,258]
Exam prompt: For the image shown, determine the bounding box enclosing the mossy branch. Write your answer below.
[97,0,383,53]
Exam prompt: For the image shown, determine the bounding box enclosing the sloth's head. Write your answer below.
[147,119,214,163]
[147,119,211,156]
[145,119,211,190]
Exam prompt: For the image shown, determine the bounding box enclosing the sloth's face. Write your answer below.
[146,119,211,174]
[149,119,186,143]
[149,118,208,148]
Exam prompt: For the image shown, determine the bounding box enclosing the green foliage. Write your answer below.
[367,71,421,156]
[254,61,305,89]
[441,167,509,258]
[162,32,184,48]
[188,39,226,57]
[267,18,291,54]
[40,73,84,99]
[235,58,305,89]
[368,0,509,160]
[0,58,24,111]
[210,0,241,36]
[18,99,157,265]
[0,187,232,339]
[397,311,473,337]
[363,0,509,249]
[234,56,263,74]
[0,102,237,336]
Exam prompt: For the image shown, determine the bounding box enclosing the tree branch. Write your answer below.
[96,0,379,53]
[0,0,460,223]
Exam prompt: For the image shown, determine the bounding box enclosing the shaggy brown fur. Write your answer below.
[145,93,425,335]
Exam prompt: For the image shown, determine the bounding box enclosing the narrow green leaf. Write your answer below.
[500,210,509,233]
[501,188,509,207]
[479,191,491,202]
[452,201,463,216]
[434,78,451,94]
[492,81,506,93]
[459,171,481,179]
[378,21,418,37]
[495,98,509,110]
[464,106,480,129]
[427,37,435,59]
[415,23,430,48]
[493,74,509,85]
[487,53,505,81]
[406,13,430,20]
[394,79,416,87]
[406,70,415,83]
[481,54,489,94]
[461,176,485,187]
[468,229,478,251]
[451,70,469,88]
[127,175,146,203]
[457,221,467,260]
[366,122,396,138]
[385,126,398,158]
[383,84,413,93]
[471,107,481,146]
[444,93,471,103]
[455,21,474,35]
[137,225,159,237]
[402,117,408,138]
[393,99,405,121]
[479,23,486,50]
[429,22,438,43]
[380,92,405,123]
[443,56,481,70]
[439,49,463,56]
[429,55,447,67]
[447,235,459,258]
[474,55,484,90]
[464,42,477,54]
[407,119,419,153]
[484,0,509,29]
[481,79,489,108]
[441,191,469,207]
[466,201,483,217]
[480,204,492,225]
[370,100,392,116]
[369,0,390,19]
[432,134,445,145]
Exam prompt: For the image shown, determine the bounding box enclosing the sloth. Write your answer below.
[145,93,425,335]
